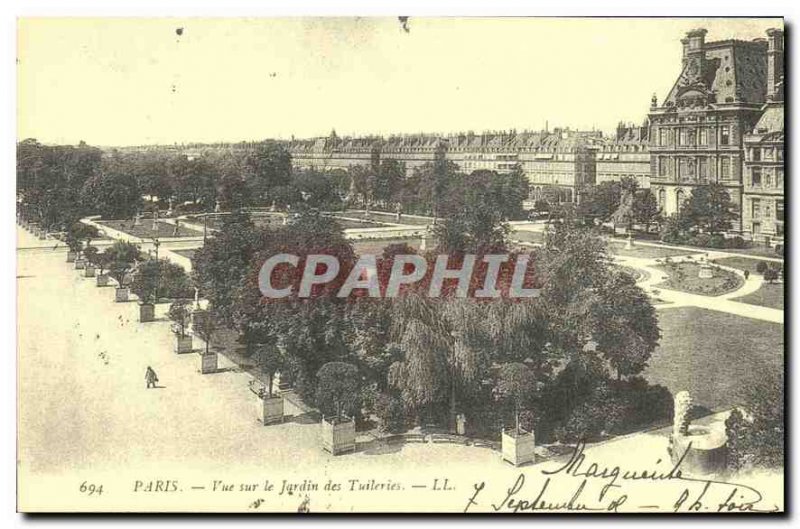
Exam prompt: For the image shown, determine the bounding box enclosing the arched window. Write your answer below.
[658,188,666,208]
[676,189,685,213]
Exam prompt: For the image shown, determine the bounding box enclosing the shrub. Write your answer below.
[763,267,779,283]
[692,233,712,247]
[375,393,408,434]
[708,234,727,249]
[131,258,193,303]
[315,362,361,420]
[756,261,769,275]
[726,236,747,249]
[726,373,784,471]
[774,244,784,257]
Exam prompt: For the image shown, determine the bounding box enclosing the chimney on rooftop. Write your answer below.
[766,28,784,102]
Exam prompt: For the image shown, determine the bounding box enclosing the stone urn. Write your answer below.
[321,416,356,455]
[115,287,130,302]
[502,428,536,467]
[174,334,193,354]
[139,302,155,322]
[96,273,109,287]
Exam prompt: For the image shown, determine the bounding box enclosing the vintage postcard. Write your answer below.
[16,17,785,513]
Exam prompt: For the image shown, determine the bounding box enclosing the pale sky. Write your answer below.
[17,17,782,146]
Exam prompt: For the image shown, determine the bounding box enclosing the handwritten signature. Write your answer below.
[464,441,780,513]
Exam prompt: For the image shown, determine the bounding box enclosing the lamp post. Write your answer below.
[152,237,161,303]
[203,214,208,245]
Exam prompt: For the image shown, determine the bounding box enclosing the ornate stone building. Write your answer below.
[648,28,775,233]
[742,28,784,244]
[596,122,651,188]
[286,128,600,204]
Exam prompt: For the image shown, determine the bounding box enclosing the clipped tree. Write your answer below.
[168,299,192,338]
[105,240,141,287]
[193,309,216,355]
[496,362,537,433]
[254,343,284,398]
[315,362,361,420]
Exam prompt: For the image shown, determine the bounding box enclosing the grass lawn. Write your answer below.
[97,219,203,239]
[608,242,695,259]
[328,217,394,229]
[644,307,783,411]
[733,282,785,310]
[511,230,544,245]
[341,210,435,226]
[712,255,782,275]
[653,262,743,296]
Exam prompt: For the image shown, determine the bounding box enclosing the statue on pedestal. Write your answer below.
[673,391,692,438]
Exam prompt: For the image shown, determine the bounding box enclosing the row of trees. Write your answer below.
[17,139,530,230]
[192,199,669,441]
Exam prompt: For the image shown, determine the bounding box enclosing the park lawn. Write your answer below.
[653,262,743,296]
[607,242,695,259]
[330,218,394,229]
[341,210,435,226]
[97,219,203,239]
[511,230,544,245]
[644,307,784,412]
[712,255,782,275]
[733,282,785,310]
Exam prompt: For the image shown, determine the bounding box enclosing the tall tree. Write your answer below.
[681,183,738,234]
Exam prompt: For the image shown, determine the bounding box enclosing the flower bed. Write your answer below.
[652,261,743,296]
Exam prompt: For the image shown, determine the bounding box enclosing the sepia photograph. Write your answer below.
[14,15,786,514]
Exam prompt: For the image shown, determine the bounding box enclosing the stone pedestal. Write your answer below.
[139,303,155,322]
[671,425,728,475]
[321,417,356,455]
[115,287,130,302]
[258,396,284,425]
[625,234,634,250]
[502,429,536,467]
[200,352,218,374]
[174,335,193,354]
[84,265,96,278]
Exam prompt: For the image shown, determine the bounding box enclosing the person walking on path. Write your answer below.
[145,366,159,389]
[744,269,750,281]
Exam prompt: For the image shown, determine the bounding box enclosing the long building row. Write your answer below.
[284,27,784,244]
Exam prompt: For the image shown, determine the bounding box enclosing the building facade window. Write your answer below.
[720,126,730,145]
[698,158,708,180]
[687,129,696,146]
[752,147,761,161]
[658,188,666,208]
[720,157,730,179]
[699,128,708,145]
[751,166,762,186]
[659,129,667,146]
[751,198,761,219]
[776,168,784,188]
[776,200,784,222]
